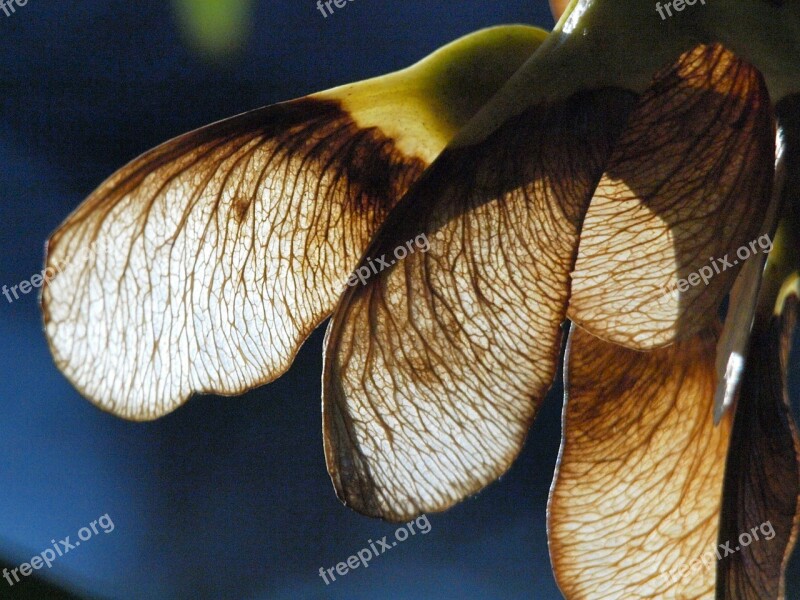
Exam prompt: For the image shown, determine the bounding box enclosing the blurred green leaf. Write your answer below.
[172,0,254,59]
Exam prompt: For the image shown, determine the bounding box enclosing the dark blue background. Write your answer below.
[0,1,796,599]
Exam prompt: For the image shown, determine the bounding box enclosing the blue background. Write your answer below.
[0,1,796,599]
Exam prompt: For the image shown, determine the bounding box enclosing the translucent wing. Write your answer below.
[42,26,546,420]
[323,86,637,520]
[569,45,774,350]
[550,324,731,599]
[716,289,800,599]
[320,41,771,522]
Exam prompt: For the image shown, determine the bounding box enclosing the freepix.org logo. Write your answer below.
[656,0,707,20]
[316,0,356,18]
[0,0,29,18]
[3,514,115,588]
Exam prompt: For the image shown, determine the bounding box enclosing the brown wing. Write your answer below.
[41,26,546,420]
[549,324,731,599]
[716,292,800,599]
[42,98,424,420]
[323,88,637,521]
[569,44,775,350]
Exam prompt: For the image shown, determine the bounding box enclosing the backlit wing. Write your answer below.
[550,324,732,599]
[569,44,774,350]
[715,277,800,599]
[320,41,773,522]
[42,26,546,420]
[323,85,637,520]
